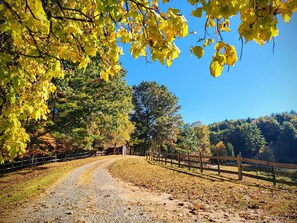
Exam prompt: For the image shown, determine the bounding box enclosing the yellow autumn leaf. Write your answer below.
[215,53,226,65]
[226,53,237,66]
[192,8,202,18]
[34,0,48,22]
[166,58,173,67]
[254,37,265,46]
[282,13,291,23]
[191,46,204,59]
[49,84,56,92]
[270,26,279,37]
[78,56,90,70]
[210,60,223,78]
[225,45,238,66]
[172,45,180,59]
[12,30,22,47]
[215,41,225,51]
[100,70,109,81]
[203,38,214,47]
[85,46,97,57]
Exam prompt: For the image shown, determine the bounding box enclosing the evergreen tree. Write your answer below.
[46,58,133,152]
[176,123,199,153]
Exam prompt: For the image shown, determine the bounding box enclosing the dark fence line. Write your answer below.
[0,150,105,173]
[146,152,297,186]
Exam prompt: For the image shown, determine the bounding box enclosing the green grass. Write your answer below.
[1,166,71,205]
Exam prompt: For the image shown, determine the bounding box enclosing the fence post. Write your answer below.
[237,152,242,180]
[178,151,181,168]
[217,159,220,175]
[188,152,190,170]
[272,155,276,186]
[217,152,220,175]
[199,152,203,173]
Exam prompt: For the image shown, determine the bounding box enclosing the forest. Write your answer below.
[10,58,297,165]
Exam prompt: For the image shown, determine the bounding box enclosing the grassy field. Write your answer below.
[110,157,297,222]
[0,155,110,210]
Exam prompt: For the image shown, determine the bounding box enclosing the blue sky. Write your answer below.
[120,3,297,125]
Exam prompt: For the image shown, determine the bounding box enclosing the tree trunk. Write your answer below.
[113,142,117,155]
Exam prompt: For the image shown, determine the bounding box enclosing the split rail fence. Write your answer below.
[146,152,297,186]
[0,150,105,173]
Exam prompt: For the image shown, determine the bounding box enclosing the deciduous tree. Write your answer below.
[193,123,212,155]
[131,81,181,155]
[212,140,226,156]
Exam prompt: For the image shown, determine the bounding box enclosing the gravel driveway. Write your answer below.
[1,157,199,223]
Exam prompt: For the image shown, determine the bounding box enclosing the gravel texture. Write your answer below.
[1,157,199,223]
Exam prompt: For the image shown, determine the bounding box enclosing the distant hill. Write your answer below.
[208,111,297,163]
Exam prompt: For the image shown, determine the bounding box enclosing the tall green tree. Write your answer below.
[131,81,181,155]
[226,143,235,157]
[48,58,133,152]
[176,123,199,153]
[229,123,266,158]
[273,121,297,163]
[255,117,280,144]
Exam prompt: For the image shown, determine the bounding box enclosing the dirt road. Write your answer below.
[1,157,199,223]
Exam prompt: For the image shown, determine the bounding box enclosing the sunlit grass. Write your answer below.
[110,157,297,222]
[0,155,111,210]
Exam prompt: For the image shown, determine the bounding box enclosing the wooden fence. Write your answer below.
[146,152,297,186]
[0,150,105,173]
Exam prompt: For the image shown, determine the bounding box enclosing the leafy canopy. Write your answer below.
[188,0,296,77]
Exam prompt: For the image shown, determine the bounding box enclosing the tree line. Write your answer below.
[2,54,296,164]
[208,112,297,163]
[131,81,297,164]
[129,80,297,164]
[3,55,296,165]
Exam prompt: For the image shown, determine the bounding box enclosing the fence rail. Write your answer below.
[146,152,297,186]
[0,150,105,173]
